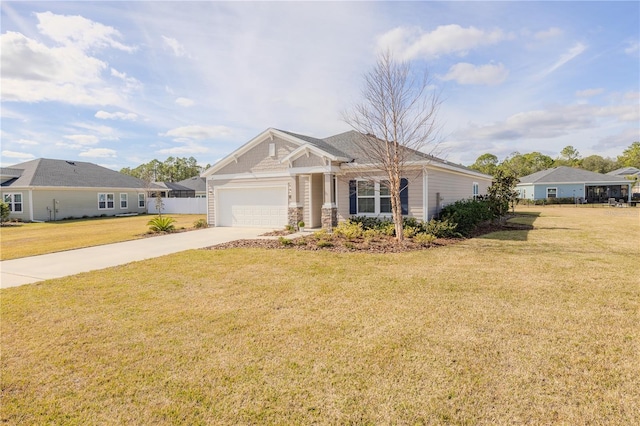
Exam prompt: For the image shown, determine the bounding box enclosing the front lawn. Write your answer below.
[1,207,638,423]
[0,214,205,260]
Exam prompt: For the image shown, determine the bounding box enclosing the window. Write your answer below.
[357,180,392,214]
[138,193,146,208]
[98,193,115,209]
[472,182,479,200]
[547,188,557,198]
[3,193,23,213]
[120,193,128,209]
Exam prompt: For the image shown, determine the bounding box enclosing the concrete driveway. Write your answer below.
[1,227,267,289]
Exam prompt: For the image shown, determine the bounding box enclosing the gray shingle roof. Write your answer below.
[276,129,353,160]
[176,176,206,191]
[519,166,630,184]
[607,166,640,176]
[1,158,147,189]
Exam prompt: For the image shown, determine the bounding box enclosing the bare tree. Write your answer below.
[342,51,441,241]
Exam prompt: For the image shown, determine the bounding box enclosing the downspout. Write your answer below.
[423,167,429,221]
[28,188,34,222]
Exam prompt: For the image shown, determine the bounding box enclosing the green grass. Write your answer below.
[0,214,205,260]
[1,207,639,424]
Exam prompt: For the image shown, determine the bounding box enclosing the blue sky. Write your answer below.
[1,1,638,170]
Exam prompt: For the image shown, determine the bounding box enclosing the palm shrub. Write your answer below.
[147,216,176,233]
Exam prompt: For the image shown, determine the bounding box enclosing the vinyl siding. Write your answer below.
[292,153,325,168]
[427,169,491,218]
[215,136,297,174]
[7,189,147,221]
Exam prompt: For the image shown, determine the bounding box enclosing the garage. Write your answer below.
[216,186,288,228]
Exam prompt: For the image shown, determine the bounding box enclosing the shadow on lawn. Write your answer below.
[477,212,540,242]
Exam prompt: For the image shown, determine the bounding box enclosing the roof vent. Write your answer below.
[66,161,76,166]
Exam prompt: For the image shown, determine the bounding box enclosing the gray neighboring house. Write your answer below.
[516,166,633,203]
[176,176,207,198]
[607,167,640,196]
[201,128,493,229]
[1,158,148,222]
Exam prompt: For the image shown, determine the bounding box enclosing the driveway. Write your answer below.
[0,227,267,289]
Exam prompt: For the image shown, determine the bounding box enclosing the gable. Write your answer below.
[215,136,298,175]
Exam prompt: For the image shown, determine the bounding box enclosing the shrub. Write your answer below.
[278,236,293,246]
[439,199,493,237]
[193,218,208,229]
[380,222,396,236]
[424,218,459,238]
[147,216,176,233]
[285,224,295,232]
[363,229,381,240]
[403,226,418,239]
[414,232,437,246]
[1,201,11,223]
[334,221,364,240]
[316,240,334,248]
[312,229,333,241]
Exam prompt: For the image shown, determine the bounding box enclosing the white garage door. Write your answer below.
[216,186,288,228]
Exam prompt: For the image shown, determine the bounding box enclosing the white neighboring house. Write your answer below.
[1,158,148,222]
[146,178,207,214]
[201,128,493,229]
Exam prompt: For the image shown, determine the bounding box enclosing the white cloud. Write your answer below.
[440,62,509,86]
[576,88,604,97]
[377,24,506,60]
[624,40,639,56]
[161,125,232,140]
[157,143,209,155]
[1,150,35,160]
[17,139,39,146]
[110,68,142,92]
[79,148,117,158]
[64,134,99,145]
[534,27,563,40]
[162,35,186,57]
[95,110,138,121]
[0,31,123,105]
[175,97,195,107]
[36,11,135,52]
[539,42,587,78]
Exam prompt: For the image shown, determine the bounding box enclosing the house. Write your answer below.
[516,166,633,203]
[607,167,640,197]
[201,128,493,229]
[175,176,207,198]
[1,158,148,222]
[149,181,195,198]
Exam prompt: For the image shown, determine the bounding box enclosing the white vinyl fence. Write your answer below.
[147,197,207,214]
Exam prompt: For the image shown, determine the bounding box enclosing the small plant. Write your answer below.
[147,216,176,233]
[278,236,293,246]
[424,218,459,238]
[334,221,364,240]
[344,241,356,250]
[193,218,208,229]
[298,221,305,230]
[285,224,295,232]
[312,229,333,241]
[316,240,334,248]
[414,232,437,246]
[403,226,418,239]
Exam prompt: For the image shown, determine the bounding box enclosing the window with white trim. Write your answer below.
[120,193,128,209]
[98,193,115,209]
[472,182,479,199]
[547,188,557,198]
[138,193,146,208]
[357,180,391,214]
[3,193,23,213]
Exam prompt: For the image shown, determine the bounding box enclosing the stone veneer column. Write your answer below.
[288,177,303,227]
[321,206,337,230]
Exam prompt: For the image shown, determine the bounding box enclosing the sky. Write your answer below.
[1,1,639,171]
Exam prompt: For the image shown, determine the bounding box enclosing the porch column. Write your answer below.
[288,176,303,227]
[321,172,338,230]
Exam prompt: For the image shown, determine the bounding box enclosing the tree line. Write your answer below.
[469,142,640,178]
[120,156,211,182]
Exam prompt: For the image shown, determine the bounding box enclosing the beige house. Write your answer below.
[1,158,148,222]
[201,128,492,229]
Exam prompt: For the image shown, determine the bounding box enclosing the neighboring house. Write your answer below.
[176,176,207,198]
[516,166,633,203]
[607,167,640,197]
[201,128,493,229]
[1,158,148,222]
[149,181,195,198]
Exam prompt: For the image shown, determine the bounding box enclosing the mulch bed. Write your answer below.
[207,218,533,254]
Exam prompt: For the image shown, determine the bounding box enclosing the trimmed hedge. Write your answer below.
[438,199,494,237]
